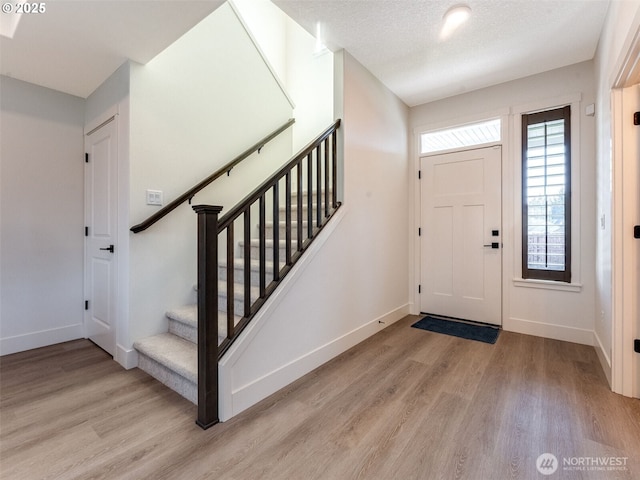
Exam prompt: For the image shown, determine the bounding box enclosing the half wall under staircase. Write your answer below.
[132,120,342,428]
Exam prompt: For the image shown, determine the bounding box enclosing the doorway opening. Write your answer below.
[84,116,118,356]
[610,21,640,400]
[417,118,503,326]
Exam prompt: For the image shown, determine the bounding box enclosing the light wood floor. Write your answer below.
[2,315,639,480]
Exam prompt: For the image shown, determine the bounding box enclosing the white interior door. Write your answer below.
[635,84,640,400]
[420,146,502,325]
[85,118,117,356]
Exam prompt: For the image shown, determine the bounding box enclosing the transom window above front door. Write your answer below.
[420,118,501,154]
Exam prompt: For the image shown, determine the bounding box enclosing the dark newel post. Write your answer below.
[193,204,223,430]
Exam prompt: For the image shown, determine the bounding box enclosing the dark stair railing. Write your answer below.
[130,118,295,234]
[193,119,342,429]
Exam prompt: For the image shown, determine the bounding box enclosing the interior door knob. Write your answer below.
[99,245,115,253]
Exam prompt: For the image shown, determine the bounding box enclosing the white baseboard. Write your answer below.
[505,317,594,346]
[219,304,410,421]
[0,323,84,356]
[115,344,138,370]
[593,331,612,387]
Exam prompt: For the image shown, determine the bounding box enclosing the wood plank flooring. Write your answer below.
[2,315,639,479]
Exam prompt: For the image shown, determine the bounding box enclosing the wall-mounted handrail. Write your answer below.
[130,118,295,234]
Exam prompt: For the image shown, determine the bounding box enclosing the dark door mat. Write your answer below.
[412,315,500,344]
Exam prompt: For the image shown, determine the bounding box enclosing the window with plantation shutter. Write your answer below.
[522,106,571,282]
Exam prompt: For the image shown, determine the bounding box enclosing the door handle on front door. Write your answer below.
[99,245,115,253]
[483,243,500,249]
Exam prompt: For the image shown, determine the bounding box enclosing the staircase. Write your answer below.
[133,198,309,405]
[131,120,341,427]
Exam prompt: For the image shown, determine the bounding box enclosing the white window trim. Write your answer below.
[511,93,583,292]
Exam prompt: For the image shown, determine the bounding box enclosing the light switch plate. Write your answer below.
[146,190,163,206]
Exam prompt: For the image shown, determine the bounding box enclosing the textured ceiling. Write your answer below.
[0,0,610,104]
[0,1,224,98]
[273,0,611,106]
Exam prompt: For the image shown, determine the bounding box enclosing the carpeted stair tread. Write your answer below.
[219,257,275,272]
[217,280,260,297]
[281,201,319,208]
[191,281,260,298]
[167,304,242,344]
[240,239,289,248]
[166,304,198,327]
[134,187,336,404]
[134,333,197,384]
[264,219,308,227]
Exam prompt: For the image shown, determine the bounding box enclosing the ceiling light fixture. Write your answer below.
[440,4,471,40]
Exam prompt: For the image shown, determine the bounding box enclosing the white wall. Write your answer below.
[233,0,334,152]
[127,3,294,345]
[85,61,130,128]
[410,61,597,346]
[285,21,334,151]
[219,51,410,420]
[0,76,85,355]
[232,0,287,83]
[593,0,640,384]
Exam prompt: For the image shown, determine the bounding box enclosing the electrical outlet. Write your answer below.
[146,190,163,206]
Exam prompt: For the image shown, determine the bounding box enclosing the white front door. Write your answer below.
[420,146,502,325]
[85,118,118,356]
